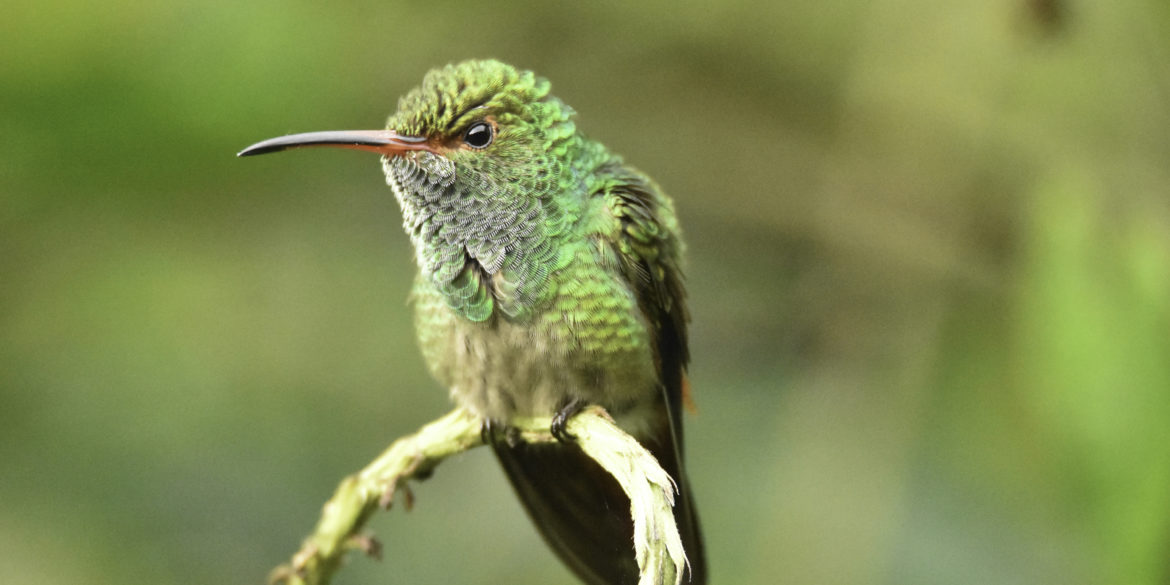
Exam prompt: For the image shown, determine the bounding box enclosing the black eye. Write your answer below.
[463,122,493,149]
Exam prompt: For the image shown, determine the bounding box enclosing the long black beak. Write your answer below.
[237,130,434,157]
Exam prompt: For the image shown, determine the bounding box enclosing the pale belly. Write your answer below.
[410,269,661,427]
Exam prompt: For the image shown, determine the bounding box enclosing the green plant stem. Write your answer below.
[268,405,686,585]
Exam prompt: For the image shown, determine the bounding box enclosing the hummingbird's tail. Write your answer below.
[490,402,706,585]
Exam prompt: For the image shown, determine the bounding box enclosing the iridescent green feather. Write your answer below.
[382,60,591,323]
[378,59,701,585]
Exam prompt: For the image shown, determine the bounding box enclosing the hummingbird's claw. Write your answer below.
[480,418,499,445]
[482,418,524,447]
[551,398,587,443]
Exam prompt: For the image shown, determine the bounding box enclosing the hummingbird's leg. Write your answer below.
[550,397,588,443]
[482,418,523,447]
[480,418,498,445]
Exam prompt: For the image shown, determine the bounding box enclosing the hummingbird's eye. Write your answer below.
[463,122,493,149]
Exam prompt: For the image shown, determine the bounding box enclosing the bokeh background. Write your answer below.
[3,1,1169,584]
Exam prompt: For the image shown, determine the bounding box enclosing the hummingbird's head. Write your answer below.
[378,60,582,236]
[387,59,572,159]
[238,60,592,319]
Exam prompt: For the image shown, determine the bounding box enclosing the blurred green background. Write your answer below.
[3,1,1169,584]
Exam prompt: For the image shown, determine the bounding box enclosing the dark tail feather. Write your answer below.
[491,414,706,585]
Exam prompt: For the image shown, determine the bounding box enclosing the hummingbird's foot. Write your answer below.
[551,398,587,443]
[480,418,499,445]
[482,418,523,447]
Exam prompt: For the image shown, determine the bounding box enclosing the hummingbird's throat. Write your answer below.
[382,151,560,322]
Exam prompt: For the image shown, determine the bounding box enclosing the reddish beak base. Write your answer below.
[237,130,433,157]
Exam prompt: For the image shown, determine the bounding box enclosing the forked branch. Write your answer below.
[268,405,687,585]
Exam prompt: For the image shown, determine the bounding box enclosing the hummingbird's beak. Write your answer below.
[237,130,434,157]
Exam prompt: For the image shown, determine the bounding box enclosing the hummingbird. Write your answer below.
[239,59,705,585]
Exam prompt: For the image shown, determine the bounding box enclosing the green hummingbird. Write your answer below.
[239,59,705,585]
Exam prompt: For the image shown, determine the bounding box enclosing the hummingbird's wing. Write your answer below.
[597,168,706,585]
[491,167,706,585]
